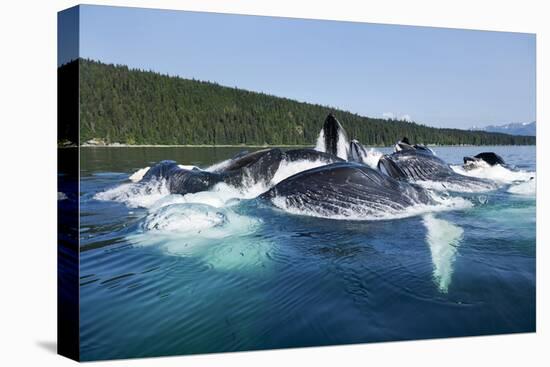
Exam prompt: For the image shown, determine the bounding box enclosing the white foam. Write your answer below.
[148,192,227,211]
[178,164,199,170]
[362,148,384,169]
[128,203,266,270]
[451,164,536,195]
[451,164,535,184]
[507,179,536,196]
[94,179,170,208]
[423,214,464,293]
[57,192,68,201]
[128,167,150,182]
[143,203,229,233]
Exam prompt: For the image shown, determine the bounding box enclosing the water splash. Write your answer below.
[422,214,464,293]
[314,129,326,153]
[94,178,170,208]
[128,167,151,182]
[451,164,534,184]
[361,148,384,169]
[451,163,535,195]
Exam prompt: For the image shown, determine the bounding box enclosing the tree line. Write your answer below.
[59,58,535,146]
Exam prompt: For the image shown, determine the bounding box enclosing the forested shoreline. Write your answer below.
[58,59,536,146]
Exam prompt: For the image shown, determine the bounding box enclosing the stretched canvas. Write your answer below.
[57,4,536,362]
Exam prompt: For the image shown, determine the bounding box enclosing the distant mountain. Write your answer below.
[471,121,536,136]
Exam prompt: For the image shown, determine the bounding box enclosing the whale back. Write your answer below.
[222,149,277,172]
[142,160,179,181]
[284,148,344,164]
[378,150,453,181]
[378,150,499,191]
[142,160,225,195]
[166,169,225,195]
[223,148,285,185]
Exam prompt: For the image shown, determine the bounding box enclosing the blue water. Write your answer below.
[76,146,535,361]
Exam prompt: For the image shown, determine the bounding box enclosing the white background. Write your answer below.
[0,0,547,365]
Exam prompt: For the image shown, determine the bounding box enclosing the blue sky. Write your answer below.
[62,5,535,129]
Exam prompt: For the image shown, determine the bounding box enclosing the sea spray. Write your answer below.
[128,166,150,182]
[362,148,384,169]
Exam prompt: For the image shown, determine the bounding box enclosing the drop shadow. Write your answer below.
[36,340,57,354]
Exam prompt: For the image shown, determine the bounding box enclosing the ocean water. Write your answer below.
[73,145,535,361]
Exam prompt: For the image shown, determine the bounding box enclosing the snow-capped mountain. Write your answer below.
[471,121,536,136]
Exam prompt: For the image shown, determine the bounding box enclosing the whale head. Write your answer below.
[394,137,414,152]
[349,139,367,163]
[322,113,349,159]
[463,152,505,169]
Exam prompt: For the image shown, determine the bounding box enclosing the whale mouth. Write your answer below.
[315,113,350,160]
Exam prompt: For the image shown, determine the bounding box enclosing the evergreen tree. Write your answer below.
[58,59,537,147]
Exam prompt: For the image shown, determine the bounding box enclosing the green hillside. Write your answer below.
[61,59,535,146]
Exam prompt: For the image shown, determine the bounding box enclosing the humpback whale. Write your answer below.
[261,162,435,218]
[377,149,498,191]
[141,147,343,195]
[394,137,434,154]
[463,152,505,169]
[141,160,225,195]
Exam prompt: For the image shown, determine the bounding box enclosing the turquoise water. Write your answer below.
[76,145,535,360]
